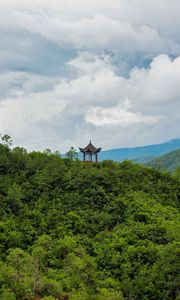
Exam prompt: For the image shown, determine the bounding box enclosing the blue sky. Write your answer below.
[0,0,180,151]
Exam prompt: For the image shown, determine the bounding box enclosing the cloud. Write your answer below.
[67,52,115,75]
[128,55,180,113]
[0,71,60,100]
[0,1,180,150]
[1,0,180,78]
[0,30,75,76]
[85,105,159,127]
[0,53,179,151]
[1,0,180,57]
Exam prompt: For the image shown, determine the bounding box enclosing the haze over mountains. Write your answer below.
[95,138,180,162]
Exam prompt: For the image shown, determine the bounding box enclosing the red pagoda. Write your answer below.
[79,140,102,162]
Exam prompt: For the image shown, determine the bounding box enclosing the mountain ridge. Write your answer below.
[146,148,180,172]
[97,138,180,162]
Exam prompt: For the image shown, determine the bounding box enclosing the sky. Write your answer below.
[0,0,180,152]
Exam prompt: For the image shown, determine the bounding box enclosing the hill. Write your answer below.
[97,138,180,162]
[0,142,179,300]
[146,148,180,172]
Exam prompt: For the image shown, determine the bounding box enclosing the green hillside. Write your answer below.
[146,148,180,172]
[0,141,179,300]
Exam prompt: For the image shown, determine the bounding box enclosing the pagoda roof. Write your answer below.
[79,140,102,154]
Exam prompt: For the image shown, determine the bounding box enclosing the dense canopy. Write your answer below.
[0,141,179,300]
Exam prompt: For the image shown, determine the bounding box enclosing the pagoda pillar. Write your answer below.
[95,154,98,162]
[83,153,86,161]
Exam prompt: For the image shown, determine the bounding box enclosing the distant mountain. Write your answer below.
[146,148,180,172]
[97,138,180,162]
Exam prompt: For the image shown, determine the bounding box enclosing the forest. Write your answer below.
[0,136,179,300]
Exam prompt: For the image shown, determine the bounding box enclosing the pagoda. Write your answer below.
[79,140,102,162]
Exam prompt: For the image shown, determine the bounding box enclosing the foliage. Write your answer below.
[0,134,13,148]
[65,147,78,161]
[146,148,180,172]
[0,141,179,299]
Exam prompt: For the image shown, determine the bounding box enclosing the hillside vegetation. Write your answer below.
[146,148,180,172]
[0,141,179,300]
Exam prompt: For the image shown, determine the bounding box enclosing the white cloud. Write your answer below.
[0,53,179,151]
[0,71,59,99]
[0,1,180,150]
[67,52,115,75]
[85,106,159,127]
[128,55,180,113]
[0,0,180,56]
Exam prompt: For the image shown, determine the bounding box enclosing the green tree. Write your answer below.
[65,147,78,160]
[0,134,13,148]
[6,183,23,214]
[0,289,16,300]
[1,248,33,300]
